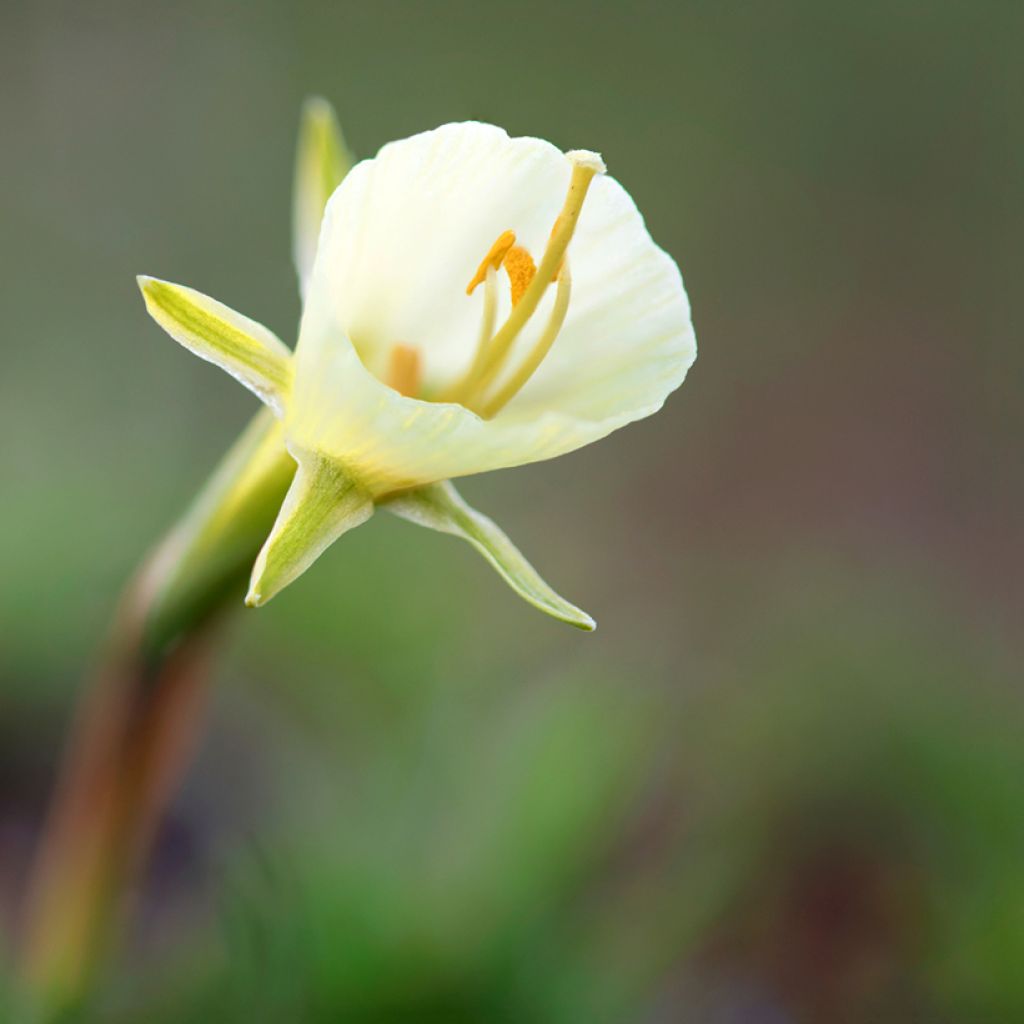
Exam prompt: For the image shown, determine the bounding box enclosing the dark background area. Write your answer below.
[1,2,1022,1020]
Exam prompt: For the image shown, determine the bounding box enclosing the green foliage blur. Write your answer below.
[1,1,1021,1021]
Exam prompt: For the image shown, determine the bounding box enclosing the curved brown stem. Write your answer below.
[20,570,221,1012]
[18,409,296,1017]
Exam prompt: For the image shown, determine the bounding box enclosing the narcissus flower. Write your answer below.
[139,113,696,629]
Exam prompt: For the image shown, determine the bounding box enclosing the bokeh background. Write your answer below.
[2,1,1022,1020]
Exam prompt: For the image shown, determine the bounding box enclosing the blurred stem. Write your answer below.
[20,408,295,1017]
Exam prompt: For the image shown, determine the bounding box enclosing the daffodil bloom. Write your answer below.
[139,119,696,629]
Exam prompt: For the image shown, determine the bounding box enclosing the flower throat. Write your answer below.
[385,150,605,418]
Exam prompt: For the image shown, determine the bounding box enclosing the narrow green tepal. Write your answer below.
[383,481,596,631]
[293,96,354,295]
[247,449,373,607]
[138,276,294,415]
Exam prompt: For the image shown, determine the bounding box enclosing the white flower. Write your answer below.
[139,115,696,627]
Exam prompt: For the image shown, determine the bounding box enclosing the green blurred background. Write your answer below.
[2,1,1022,1020]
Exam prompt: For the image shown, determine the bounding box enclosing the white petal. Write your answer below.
[290,122,695,493]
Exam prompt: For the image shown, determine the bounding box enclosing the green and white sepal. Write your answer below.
[383,481,595,631]
[137,277,293,415]
[292,97,353,297]
[246,449,372,608]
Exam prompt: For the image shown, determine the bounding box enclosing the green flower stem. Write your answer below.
[144,408,296,653]
[20,409,295,1017]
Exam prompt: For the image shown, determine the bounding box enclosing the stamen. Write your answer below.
[479,260,573,418]
[462,264,500,395]
[502,245,536,306]
[471,152,603,399]
[466,229,516,294]
[443,149,605,412]
[386,343,422,397]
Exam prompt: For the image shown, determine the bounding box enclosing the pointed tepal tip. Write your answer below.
[300,96,343,140]
[302,95,332,118]
[575,612,597,632]
[560,602,596,631]
[136,275,170,309]
[244,540,288,609]
[136,276,162,317]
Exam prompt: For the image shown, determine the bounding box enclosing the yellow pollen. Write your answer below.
[466,229,516,294]
[502,245,536,306]
[386,343,422,397]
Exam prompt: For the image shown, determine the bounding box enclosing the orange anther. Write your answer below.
[466,230,517,294]
[502,245,537,306]
[386,343,422,397]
